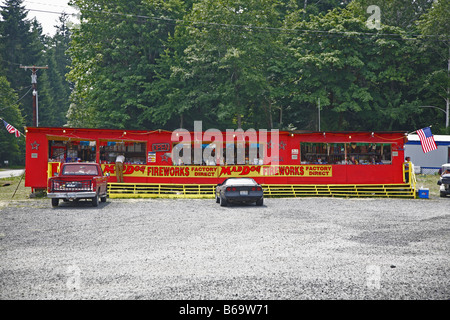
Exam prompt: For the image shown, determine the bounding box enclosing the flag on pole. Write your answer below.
[417,126,437,153]
[2,119,21,138]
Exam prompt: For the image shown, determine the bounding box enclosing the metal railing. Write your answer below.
[403,162,417,199]
[108,183,216,198]
[107,182,416,199]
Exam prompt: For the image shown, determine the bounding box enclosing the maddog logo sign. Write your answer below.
[262,165,332,177]
[101,164,332,178]
[218,166,261,177]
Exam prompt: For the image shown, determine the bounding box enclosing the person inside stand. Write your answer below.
[404,156,411,183]
[115,153,125,183]
[349,156,358,164]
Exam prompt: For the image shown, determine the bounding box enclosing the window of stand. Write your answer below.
[300,142,391,164]
[172,142,265,165]
[48,139,96,162]
[99,141,147,164]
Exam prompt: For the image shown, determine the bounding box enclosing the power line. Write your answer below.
[3,5,448,41]
[15,86,33,104]
[25,0,75,10]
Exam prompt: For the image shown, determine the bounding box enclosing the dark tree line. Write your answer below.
[66,0,449,133]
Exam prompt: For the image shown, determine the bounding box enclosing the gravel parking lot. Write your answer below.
[0,196,449,300]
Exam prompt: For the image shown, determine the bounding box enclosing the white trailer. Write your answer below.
[405,135,450,174]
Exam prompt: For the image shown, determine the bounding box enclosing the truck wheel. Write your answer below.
[440,192,447,198]
[101,195,107,203]
[215,193,220,203]
[92,195,99,207]
[51,198,59,207]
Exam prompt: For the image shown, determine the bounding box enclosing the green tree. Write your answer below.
[0,75,25,166]
[351,0,434,31]
[38,14,73,127]
[417,0,450,133]
[67,0,185,129]
[0,0,45,126]
[299,0,351,20]
[58,0,447,134]
[153,0,287,130]
[285,5,429,131]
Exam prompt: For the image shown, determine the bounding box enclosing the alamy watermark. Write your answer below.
[366,5,381,30]
[171,121,280,166]
[366,264,381,289]
[66,264,81,291]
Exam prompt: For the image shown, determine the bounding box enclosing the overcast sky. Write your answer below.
[23,0,78,35]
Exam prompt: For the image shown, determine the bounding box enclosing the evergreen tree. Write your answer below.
[417,0,450,133]
[300,0,351,19]
[0,75,25,166]
[67,0,185,129]
[1,3,72,128]
[153,0,288,130]
[284,4,433,131]
[57,0,448,133]
[351,0,434,32]
[39,14,73,127]
[0,0,45,126]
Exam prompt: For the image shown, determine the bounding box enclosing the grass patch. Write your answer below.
[0,166,25,171]
[416,174,441,198]
[0,173,34,201]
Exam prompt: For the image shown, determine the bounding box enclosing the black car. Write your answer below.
[215,178,264,207]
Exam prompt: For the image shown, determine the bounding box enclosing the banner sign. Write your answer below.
[101,164,332,178]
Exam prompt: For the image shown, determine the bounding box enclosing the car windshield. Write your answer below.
[62,164,99,175]
[224,178,256,186]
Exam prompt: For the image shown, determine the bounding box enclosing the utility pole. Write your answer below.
[318,98,321,131]
[447,47,449,129]
[19,65,48,127]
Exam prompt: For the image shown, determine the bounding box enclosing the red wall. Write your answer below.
[25,127,406,189]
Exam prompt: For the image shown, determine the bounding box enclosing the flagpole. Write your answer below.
[407,125,432,136]
[12,169,25,199]
[0,117,26,138]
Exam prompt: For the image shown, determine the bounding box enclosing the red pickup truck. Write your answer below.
[47,163,109,207]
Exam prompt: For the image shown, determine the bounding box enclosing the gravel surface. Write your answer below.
[0,197,449,300]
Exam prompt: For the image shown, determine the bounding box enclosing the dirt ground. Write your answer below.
[0,197,449,300]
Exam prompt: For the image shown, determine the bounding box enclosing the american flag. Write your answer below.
[2,119,20,138]
[417,127,437,153]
